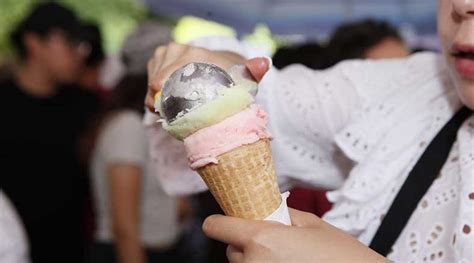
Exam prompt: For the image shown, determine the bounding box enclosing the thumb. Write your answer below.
[289,208,325,228]
[245,57,271,82]
[202,214,276,248]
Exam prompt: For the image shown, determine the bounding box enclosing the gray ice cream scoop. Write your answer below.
[159,62,255,123]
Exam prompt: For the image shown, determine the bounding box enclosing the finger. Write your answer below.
[146,47,166,112]
[245,57,271,82]
[147,46,167,86]
[288,208,324,228]
[159,42,188,72]
[226,245,244,263]
[151,43,191,89]
[202,214,269,248]
[144,89,156,113]
[146,45,176,112]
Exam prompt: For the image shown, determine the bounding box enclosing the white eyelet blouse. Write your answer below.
[145,37,474,262]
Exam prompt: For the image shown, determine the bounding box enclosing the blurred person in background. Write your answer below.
[272,42,327,70]
[75,22,107,242]
[87,21,185,263]
[0,190,29,263]
[0,3,99,262]
[77,23,108,100]
[325,19,410,67]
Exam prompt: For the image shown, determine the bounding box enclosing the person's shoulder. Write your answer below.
[335,51,441,72]
[0,78,19,95]
[104,110,143,133]
[0,78,25,112]
[60,85,101,117]
[113,109,142,122]
[407,51,442,61]
[331,52,444,95]
[99,110,146,152]
[405,51,444,70]
[395,52,448,86]
[62,85,99,103]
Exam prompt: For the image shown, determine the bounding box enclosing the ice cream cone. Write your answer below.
[198,139,282,220]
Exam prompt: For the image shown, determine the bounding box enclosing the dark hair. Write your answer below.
[273,42,327,70]
[80,23,105,67]
[10,2,82,59]
[325,19,403,67]
[81,74,148,161]
[101,74,148,115]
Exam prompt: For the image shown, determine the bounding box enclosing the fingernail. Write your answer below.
[262,56,273,69]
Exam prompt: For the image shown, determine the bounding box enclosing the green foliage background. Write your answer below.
[0,0,150,60]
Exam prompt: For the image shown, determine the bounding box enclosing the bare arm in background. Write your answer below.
[108,164,146,263]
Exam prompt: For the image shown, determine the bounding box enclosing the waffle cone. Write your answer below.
[198,139,281,219]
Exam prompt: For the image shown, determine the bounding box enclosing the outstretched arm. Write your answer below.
[203,208,389,263]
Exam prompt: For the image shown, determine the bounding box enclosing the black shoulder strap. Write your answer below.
[369,106,472,256]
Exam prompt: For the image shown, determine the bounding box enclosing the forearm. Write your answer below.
[114,229,146,263]
[108,164,145,263]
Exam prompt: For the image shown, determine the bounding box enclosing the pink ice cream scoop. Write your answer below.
[183,104,272,170]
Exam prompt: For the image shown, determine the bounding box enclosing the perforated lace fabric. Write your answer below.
[260,52,473,262]
[145,36,474,261]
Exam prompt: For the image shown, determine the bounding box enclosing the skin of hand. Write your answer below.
[108,164,146,263]
[202,208,389,263]
[145,42,270,112]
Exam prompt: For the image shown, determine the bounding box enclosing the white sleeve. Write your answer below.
[101,111,147,166]
[256,57,405,190]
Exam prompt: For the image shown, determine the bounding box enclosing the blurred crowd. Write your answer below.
[0,2,424,263]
